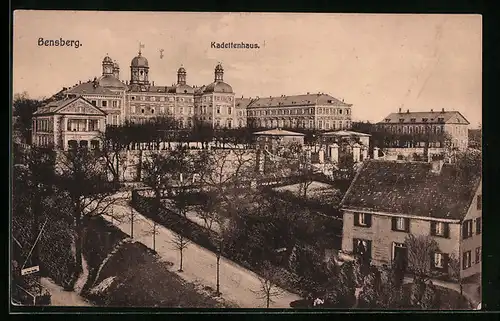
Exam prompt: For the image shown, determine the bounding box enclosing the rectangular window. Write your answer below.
[476,217,482,235]
[102,100,107,107]
[463,251,472,270]
[422,118,428,122]
[354,213,372,227]
[477,195,482,210]
[462,220,473,239]
[89,119,99,131]
[410,118,416,123]
[91,100,97,106]
[179,107,183,114]
[228,107,232,115]
[217,106,221,114]
[475,247,481,264]
[391,217,410,232]
[131,106,136,114]
[353,238,372,259]
[431,221,449,238]
[433,252,448,269]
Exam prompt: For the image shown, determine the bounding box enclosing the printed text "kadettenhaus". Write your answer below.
[211,42,260,49]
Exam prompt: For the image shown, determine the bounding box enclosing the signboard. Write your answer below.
[21,265,40,276]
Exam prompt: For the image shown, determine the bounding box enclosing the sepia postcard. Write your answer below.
[11,10,482,310]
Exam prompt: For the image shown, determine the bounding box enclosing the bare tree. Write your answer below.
[252,261,284,308]
[142,152,171,251]
[171,233,190,272]
[447,253,463,295]
[97,128,128,184]
[404,234,440,282]
[56,147,121,289]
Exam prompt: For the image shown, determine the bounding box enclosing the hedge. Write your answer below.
[131,191,306,296]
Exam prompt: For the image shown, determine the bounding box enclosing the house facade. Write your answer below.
[376,108,470,152]
[340,159,481,281]
[32,96,107,150]
[59,52,237,129]
[245,93,353,130]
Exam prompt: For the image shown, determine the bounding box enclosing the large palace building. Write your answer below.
[241,93,353,131]
[31,49,353,149]
[60,50,237,129]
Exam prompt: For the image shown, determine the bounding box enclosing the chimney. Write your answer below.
[431,109,434,112]
[441,108,445,113]
[398,108,402,113]
[430,159,444,174]
[153,81,155,86]
[79,80,81,85]
[307,92,310,94]
[406,109,409,113]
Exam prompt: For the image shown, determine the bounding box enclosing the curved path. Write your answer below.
[105,198,302,308]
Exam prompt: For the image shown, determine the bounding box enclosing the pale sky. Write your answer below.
[13,11,482,127]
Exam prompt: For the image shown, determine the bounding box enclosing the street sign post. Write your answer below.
[21,265,40,276]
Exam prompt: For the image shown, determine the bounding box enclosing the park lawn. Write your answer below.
[82,216,232,308]
[402,283,471,310]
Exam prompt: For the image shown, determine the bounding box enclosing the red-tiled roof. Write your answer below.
[379,110,470,125]
[340,160,481,220]
[246,93,352,108]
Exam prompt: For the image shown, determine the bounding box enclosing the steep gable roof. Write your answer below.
[33,96,107,116]
[340,160,481,221]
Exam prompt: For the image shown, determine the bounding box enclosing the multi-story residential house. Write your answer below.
[377,108,470,151]
[339,159,481,282]
[245,93,352,131]
[31,96,107,150]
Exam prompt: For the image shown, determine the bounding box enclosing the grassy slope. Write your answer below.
[82,216,233,308]
[401,283,471,310]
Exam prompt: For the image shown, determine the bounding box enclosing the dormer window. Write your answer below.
[438,117,444,122]
[399,118,405,123]
[385,119,391,123]
[410,118,416,123]
[422,118,428,122]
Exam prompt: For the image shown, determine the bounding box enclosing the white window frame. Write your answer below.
[359,213,368,226]
[392,242,406,261]
[396,217,406,231]
[434,253,444,268]
[435,222,445,236]
[464,251,472,269]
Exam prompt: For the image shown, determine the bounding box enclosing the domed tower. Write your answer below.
[112,61,120,79]
[214,63,224,82]
[177,65,187,85]
[102,54,114,76]
[130,49,149,85]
